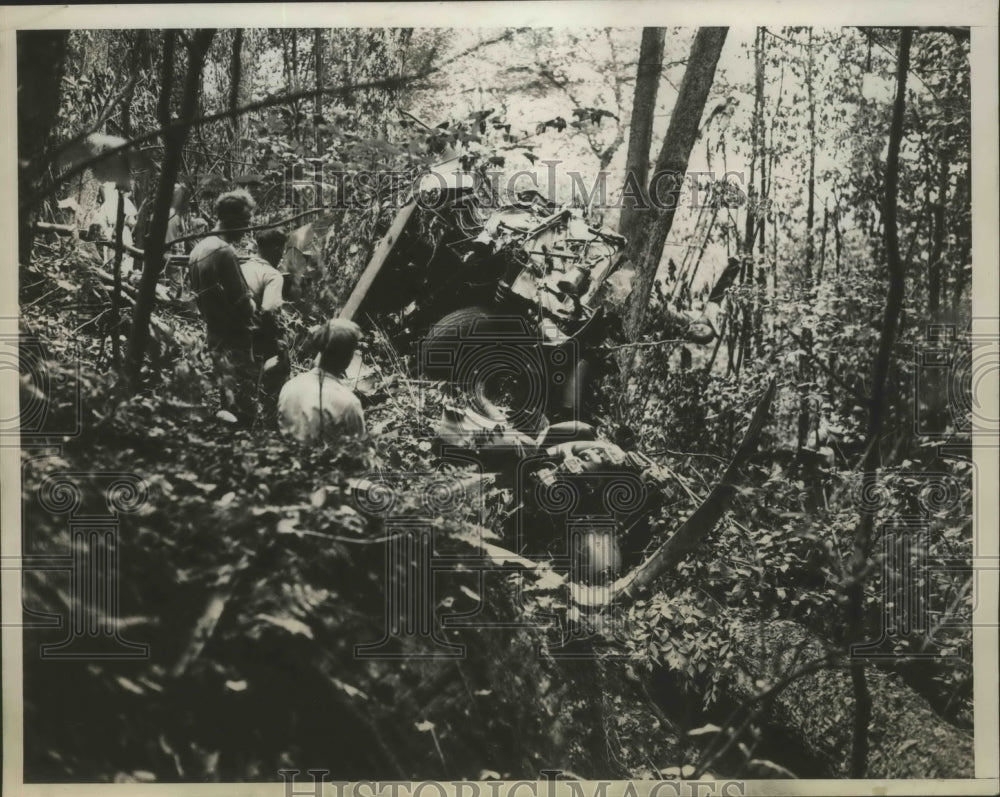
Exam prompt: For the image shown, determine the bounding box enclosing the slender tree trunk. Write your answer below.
[796,326,814,450]
[291,29,300,143]
[126,30,216,386]
[229,29,243,113]
[624,28,728,348]
[314,28,324,158]
[834,205,842,275]
[804,27,816,284]
[752,33,768,360]
[771,214,779,296]
[281,30,291,89]
[16,31,69,264]
[817,199,829,282]
[618,27,665,240]
[951,167,971,314]
[797,60,818,448]
[928,154,949,318]
[111,191,125,366]
[743,27,765,255]
[757,30,768,261]
[847,28,912,779]
[227,29,244,181]
[121,31,144,141]
[682,200,720,303]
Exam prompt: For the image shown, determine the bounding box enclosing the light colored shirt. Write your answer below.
[240,256,285,313]
[166,212,188,254]
[93,185,138,272]
[278,367,366,442]
[95,184,137,232]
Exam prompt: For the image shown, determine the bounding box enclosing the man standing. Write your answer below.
[189,190,257,422]
[93,181,138,272]
[241,229,286,317]
[166,184,191,255]
[242,228,290,406]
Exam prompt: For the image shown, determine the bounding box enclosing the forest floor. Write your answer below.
[17,242,976,782]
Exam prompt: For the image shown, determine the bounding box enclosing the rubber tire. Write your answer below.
[420,306,547,430]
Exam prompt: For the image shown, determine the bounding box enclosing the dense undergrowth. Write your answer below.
[18,244,974,782]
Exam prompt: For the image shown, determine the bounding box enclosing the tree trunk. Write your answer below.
[834,204,842,276]
[722,620,973,778]
[611,379,775,602]
[804,28,816,284]
[846,27,912,778]
[125,30,216,386]
[618,27,665,240]
[818,200,829,282]
[624,27,728,346]
[757,31,768,262]
[743,28,765,255]
[16,31,69,264]
[291,29,300,143]
[314,28,324,158]
[796,326,814,451]
[227,29,245,181]
[111,191,126,365]
[928,154,949,318]
[951,168,971,313]
[120,31,145,140]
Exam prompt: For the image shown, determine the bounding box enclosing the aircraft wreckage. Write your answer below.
[323,163,775,587]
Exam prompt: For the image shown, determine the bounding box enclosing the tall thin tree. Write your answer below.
[126,30,217,386]
[618,27,665,240]
[16,31,69,264]
[624,27,728,347]
[847,27,912,779]
[804,27,817,283]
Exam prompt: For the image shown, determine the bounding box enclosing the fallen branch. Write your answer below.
[93,239,146,259]
[88,267,174,342]
[33,221,149,259]
[33,221,76,235]
[598,338,688,352]
[611,378,776,602]
[164,205,334,250]
[39,206,332,261]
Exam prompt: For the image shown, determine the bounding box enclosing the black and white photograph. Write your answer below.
[2,3,998,794]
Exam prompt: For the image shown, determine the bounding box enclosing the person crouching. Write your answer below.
[278,320,366,442]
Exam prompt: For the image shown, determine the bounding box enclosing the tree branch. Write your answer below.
[29,29,528,213]
[608,378,776,604]
[783,325,868,404]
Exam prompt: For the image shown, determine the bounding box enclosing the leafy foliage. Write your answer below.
[17,24,977,783]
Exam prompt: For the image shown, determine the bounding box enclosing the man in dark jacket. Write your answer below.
[189,190,256,352]
[189,190,259,423]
